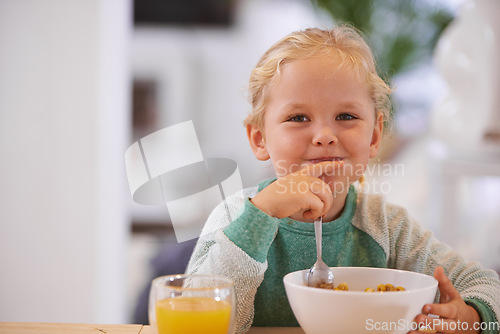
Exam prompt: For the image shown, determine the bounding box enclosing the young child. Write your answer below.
[186,26,500,333]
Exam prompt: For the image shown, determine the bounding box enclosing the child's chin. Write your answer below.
[325,178,351,194]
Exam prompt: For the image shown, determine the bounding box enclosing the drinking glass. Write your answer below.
[149,274,235,334]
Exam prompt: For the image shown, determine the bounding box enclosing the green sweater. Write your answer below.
[187,179,500,333]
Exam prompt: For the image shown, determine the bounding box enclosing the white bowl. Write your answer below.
[283,267,438,334]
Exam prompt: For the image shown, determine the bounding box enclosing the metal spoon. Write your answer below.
[307,216,334,287]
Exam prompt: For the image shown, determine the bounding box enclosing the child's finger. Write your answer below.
[413,313,458,334]
[418,316,456,334]
[422,302,458,321]
[301,194,326,220]
[434,266,461,303]
[309,180,333,216]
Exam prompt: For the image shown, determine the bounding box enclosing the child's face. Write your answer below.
[247,54,383,190]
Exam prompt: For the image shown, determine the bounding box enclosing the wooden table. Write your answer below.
[0,322,306,333]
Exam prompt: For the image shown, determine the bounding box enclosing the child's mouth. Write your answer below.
[309,157,343,164]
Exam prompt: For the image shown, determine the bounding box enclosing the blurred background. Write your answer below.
[1,0,499,325]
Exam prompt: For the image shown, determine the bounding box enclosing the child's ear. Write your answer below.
[246,124,270,161]
[369,112,384,158]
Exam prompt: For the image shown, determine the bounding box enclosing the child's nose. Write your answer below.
[313,126,337,146]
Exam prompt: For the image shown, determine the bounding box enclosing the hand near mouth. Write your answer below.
[301,159,344,180]
[250,160,344,222]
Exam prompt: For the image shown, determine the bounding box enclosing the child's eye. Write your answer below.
[336,113,357,121]
[286,114,309,122]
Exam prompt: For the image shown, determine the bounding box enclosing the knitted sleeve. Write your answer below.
[185,186,269,334]
[353,191,500,332]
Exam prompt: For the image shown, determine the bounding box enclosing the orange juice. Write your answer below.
[155,296,231,334]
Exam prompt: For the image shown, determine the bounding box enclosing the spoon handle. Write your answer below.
[314,217,323,259]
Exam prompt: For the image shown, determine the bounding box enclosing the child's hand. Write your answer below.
[250,161,341,221]
[410,266,481,334]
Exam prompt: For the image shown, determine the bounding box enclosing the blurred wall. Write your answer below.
[0,0,131,323]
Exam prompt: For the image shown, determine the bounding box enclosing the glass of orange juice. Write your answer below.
[149,274,235,334]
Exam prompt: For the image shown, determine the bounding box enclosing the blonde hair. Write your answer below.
[244,26,392,131]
